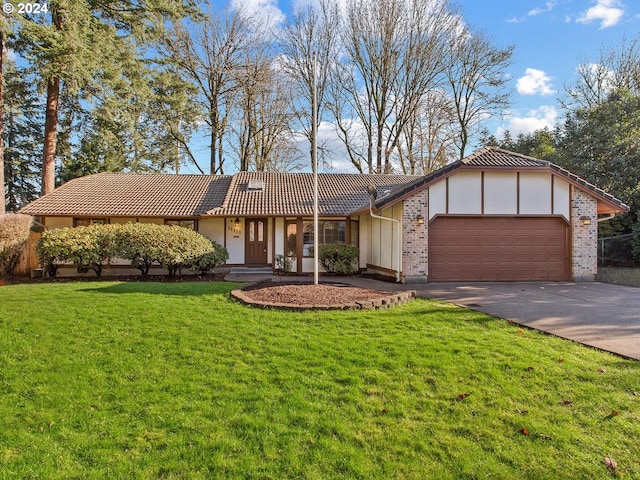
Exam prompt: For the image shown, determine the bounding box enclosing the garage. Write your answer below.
[428,216,570,282]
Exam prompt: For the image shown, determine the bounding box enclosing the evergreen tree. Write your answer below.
[2,60,42,210]
[9,0,199,193]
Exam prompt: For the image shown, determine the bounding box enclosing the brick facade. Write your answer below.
[570,187,598,281]
[402,189,429,283]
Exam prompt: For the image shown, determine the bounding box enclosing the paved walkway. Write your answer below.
[225,273,640,361]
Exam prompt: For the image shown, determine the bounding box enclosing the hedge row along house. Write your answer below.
[20,147,629,282]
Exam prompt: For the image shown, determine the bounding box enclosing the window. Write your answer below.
[285,220,297,257]
[302,220,346,257]
[74,218,107,227]
[165,219,196,230]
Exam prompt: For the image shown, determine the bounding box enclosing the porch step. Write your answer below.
[228,267,273,275]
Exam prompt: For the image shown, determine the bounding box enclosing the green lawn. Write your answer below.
[1,281,638,479]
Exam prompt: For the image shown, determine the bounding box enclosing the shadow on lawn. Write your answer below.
[80,281,240,297]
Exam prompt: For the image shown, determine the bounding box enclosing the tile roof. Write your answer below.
[462,146,548,167]
[19,173,232,217]
[212,171,420,216]
[19,171,419,218]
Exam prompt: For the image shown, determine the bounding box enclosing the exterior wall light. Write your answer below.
[234,217,240,228]
[580,216,592,226]
[416,214,425,226]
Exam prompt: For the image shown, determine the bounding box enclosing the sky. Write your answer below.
[192,0,640,173]
[457,0,640,138]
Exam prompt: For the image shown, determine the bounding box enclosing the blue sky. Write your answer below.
[458,0,640,138]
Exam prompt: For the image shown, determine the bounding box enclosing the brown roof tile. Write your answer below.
[212,171,420,216]
[19,173,232,218]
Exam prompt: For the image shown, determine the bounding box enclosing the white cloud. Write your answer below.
[231,0,286,30]
[577,0,625,29]
[499,106,559,137]
[528,1,555,17]
[516,68,556,96]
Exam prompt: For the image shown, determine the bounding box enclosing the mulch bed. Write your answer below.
[233,281,415,311]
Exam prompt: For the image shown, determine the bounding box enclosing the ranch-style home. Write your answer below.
[20,147,628,283]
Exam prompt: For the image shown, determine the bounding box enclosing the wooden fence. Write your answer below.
[14,232,41,277]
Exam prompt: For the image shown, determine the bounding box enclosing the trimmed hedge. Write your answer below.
[310,243,360,275]
[0,214,33,278]
[36,223,228,277]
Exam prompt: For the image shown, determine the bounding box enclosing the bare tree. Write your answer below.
[163,3,253,173]
[563,34,640,110]
[444,29,514,159]
[397,90,458,174]
[336,0,458,173]
[231,49,298,172]
[278,0,341,170]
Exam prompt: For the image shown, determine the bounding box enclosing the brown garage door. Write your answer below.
[428,216,570,282]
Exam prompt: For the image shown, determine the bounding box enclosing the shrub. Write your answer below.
[632,218,640,264]
[113,223,218,276]
[275,253,295,274]
[156,226,216,276]
[189,241,229,275]
[36,228,74,278]
[0,214,33,277]
[310,243,360,275]
[36,225,117,277]
[113,223,163,275]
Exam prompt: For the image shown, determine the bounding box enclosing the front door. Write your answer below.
[245,218,268,265]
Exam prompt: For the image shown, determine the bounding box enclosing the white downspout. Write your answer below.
[369,197,401,283]
[597,213,616,223]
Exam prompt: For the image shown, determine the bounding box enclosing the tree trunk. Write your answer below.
[0,28,5,213]
[41,76,60,195]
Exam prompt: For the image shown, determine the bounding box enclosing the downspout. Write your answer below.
[369,197,402,283]
[597,214,616,223]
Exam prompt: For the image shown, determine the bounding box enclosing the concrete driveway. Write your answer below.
[416,282,640,360]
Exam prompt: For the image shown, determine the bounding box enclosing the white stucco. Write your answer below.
[484,172,518,214]
[520,172,552,214]
[198,218,225,244]
[224,218,244,264]
[448,171,482,214]
[553,178,571,220]
[428,181,446,220]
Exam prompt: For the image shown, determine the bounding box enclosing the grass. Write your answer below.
[0,281,639,479]
[597,267,640,288]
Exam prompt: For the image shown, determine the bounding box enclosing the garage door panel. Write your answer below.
[428,216,569,282]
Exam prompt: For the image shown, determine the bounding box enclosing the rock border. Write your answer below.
[230,283,416,311]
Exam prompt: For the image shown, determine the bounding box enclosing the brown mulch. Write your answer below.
[240,282,394,306]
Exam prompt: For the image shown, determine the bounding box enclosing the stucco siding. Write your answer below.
[198,218,225,244]
[225,218,244,264]
[484,172,517,214]
[553,179,571,220]
[428,181,446,220]
[448,171,482,214]
[44,217,73,229]
[520,172,552,214]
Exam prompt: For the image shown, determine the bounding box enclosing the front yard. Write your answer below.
[1,281,638,479]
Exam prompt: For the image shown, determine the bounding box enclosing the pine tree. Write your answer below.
[9,0,199,194]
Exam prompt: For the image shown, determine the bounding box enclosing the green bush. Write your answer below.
[0,214,33,278]
[36,225,117,277]
[36,223,220,277]
[113,223,218,276]
[189,241,229,275]
[36,228,75,277]
[310,243,360,275]
[632,218,640,264]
